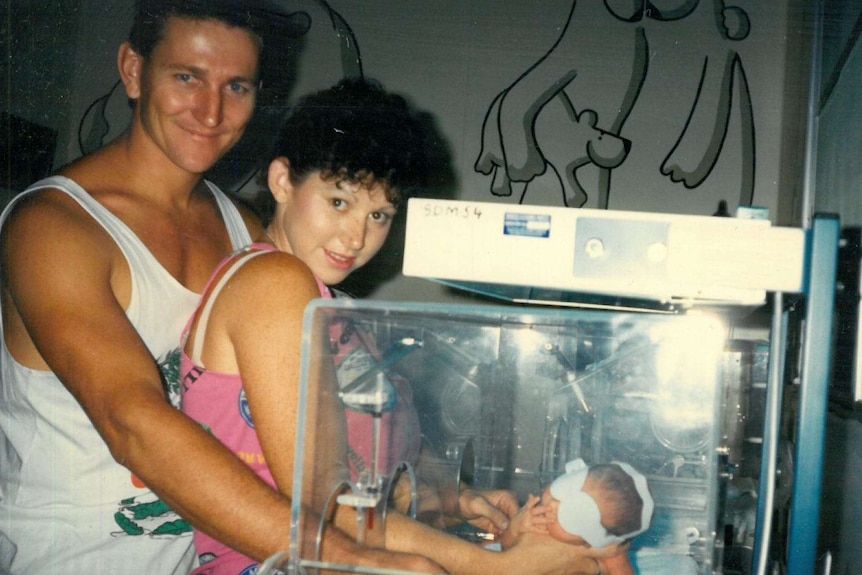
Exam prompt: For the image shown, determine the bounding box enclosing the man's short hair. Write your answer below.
[128,0,308,61]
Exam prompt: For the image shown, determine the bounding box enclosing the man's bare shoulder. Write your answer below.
[3,180,104,238]
[1,179,119,282]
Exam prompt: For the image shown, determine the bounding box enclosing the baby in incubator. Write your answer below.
[499,458,653,575]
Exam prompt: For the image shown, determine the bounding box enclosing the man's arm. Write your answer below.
[1,191,303,560]
[385,513,602,575]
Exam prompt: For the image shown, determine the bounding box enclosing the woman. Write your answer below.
[180,78,611,575]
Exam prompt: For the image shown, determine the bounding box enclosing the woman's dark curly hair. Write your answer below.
[257,77,427,223]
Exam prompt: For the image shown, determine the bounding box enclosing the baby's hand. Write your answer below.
[520,494,541,512]
[509,495,551,536]
[500,494,550,549]
[519,494,552,532]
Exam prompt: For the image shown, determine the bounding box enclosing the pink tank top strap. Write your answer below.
[186,243,277,365]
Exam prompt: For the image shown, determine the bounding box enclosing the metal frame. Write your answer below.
[755,214,839,575]
[786,214,839,575]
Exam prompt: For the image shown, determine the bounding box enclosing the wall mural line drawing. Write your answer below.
[75,0,759,216]
[474,0,756,211]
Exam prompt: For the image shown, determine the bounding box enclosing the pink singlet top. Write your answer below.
[180,245,421,575]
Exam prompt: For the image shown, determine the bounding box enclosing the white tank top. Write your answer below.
[0,176,252,574]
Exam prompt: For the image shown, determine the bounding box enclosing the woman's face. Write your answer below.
[268,160,397,285]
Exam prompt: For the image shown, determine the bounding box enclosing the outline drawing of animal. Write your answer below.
[477,86,631,208]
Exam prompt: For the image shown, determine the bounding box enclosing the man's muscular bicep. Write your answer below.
[4,195,98,364]
[1,191,161,406]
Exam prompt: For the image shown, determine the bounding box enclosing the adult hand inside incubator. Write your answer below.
[381,457,518,537]
[456,487,520,536]
[381,508,625,575]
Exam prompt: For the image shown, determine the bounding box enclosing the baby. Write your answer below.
[499,458,654,575]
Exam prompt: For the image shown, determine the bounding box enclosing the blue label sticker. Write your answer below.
[504,213,551,238]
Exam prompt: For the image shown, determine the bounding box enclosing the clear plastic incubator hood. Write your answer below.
[268,200,840,575]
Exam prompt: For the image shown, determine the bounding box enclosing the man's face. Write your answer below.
[132,17,260,175]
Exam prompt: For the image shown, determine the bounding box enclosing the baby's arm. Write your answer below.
[498,495,551,549]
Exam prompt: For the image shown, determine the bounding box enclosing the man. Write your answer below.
[0,1,615,572]
[0,2,437,573]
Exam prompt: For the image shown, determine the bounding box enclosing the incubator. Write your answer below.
[270,200,839,575]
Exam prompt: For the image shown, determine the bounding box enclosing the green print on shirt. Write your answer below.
[160,347,184,409]
[113,493,193,538]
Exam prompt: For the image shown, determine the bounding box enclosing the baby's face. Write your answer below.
[541,487,588,546]
[543,476,619,547]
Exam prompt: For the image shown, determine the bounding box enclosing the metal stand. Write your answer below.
[787,215,839,575]
[754,214,839,575]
